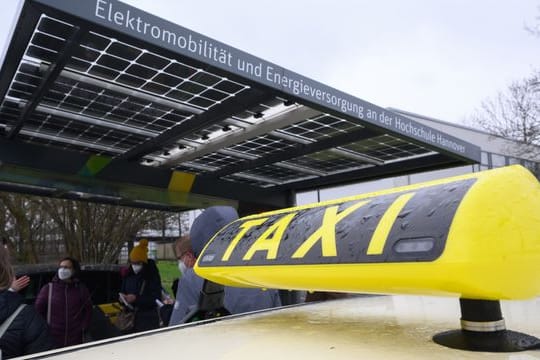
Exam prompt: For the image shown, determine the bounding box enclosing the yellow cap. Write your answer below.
[129,239,148,263]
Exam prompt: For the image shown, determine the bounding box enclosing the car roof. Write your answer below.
[21,294,540,359]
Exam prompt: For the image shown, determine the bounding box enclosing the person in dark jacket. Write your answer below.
[34,257,92,348]
[0,246,53,358]
[119,239,161,333]
[169,206,281,325]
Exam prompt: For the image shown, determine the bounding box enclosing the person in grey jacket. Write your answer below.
[169,206,281,325]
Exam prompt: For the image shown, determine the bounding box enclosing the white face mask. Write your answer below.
[58,268,72,280]
[178,260,187,275]
[131,264,143,274]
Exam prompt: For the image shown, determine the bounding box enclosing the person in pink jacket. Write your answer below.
[34,257,92,348]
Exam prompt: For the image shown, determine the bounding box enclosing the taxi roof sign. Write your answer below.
[195,165,540,301]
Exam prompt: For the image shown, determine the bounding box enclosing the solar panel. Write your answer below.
[228,134,298,157]
[28,15,249,110]
[236,164,316,184]
[278,113,364,141]
[286,150,372,173]
[341,134,433,162]
[0,0,480,211]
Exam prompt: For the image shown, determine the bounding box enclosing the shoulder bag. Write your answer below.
[115,280,145,332]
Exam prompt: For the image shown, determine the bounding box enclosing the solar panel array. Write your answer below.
[0,12,440,190]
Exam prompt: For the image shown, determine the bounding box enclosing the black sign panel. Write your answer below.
[199,178,476,266]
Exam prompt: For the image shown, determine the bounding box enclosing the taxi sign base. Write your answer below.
[433,299,540,352]
[433,329,540,352]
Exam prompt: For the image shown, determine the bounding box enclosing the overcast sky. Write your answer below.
[0,0,539,124]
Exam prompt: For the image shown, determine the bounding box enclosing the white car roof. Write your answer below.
[25,294,540,359]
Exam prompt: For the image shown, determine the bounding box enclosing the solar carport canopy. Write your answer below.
[0,0,480,212]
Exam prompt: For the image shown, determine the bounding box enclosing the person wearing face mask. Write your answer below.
[156,236,196,327]
[171,235,196,297]
[177,236,196,272]
[168,206,281,326]
[34,257,92,348]
[119,239,161,333]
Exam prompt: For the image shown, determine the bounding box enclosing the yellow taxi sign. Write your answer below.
[195,165,540,300]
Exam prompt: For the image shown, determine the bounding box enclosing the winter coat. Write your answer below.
[34,277,92,348]
[169,206,282,326]
[0,289,53,359]
[168,268,282,325]
[120,263,161,332]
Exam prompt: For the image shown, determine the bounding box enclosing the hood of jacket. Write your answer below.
[190,206,238,257]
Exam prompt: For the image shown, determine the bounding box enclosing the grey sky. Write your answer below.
[0,0,538,124]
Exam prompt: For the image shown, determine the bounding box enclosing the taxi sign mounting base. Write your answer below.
[433,299,540,352]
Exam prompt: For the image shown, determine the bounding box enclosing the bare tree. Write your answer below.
[0,193,49,263]
[0,192,174,264]
[178,211,193,236]
[467,71,540,158]
[40,199,164,264]
[526,4,540,37]
[143,210,193,239]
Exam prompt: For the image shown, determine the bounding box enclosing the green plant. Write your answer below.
[156,260,179,297]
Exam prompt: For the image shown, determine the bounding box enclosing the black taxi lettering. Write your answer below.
[367,192,415,255]
[221,217,269,261]
[291,200,370,259]
[200,177,476,266]
[243,213,296,261]
[220,195,414,262]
